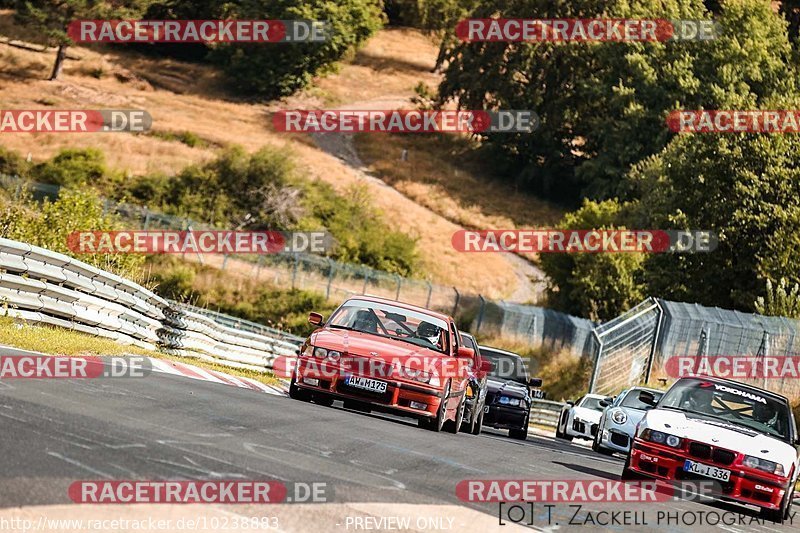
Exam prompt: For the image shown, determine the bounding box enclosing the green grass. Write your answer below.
[0,315,152,356]
[0,315,285,387]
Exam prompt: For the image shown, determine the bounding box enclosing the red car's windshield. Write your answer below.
[328,299,451,355]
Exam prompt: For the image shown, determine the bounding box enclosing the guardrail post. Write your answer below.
[476,294,486,333]
[425,281,433,308]
[451,287,460,317]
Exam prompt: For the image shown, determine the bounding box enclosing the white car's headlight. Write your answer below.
[743,455,784,476]
[611,410,628,425]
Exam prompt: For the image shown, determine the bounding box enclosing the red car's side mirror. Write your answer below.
[308,312,323,326]
[457,346,475,359]
[479,359,493,372]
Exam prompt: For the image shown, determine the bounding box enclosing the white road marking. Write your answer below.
[47,451,113,478]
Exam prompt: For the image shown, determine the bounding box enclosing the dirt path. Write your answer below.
[307,95,547,303]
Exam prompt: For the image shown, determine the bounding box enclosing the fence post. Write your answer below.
[757,331,770,389]
[588,329,603,393]
[644,297,664,384]
[252,255,262,276]
[362,270,370,294]
[451,287,460,317]
[326,259,336,300]
[425,281,433,308]
[693,327,709,374]
[476,295,486,333]
[291,253,299,289]
[395,275,402,300]
[143,207,151,230]
[222,254,229,270]
[185,225,203,265]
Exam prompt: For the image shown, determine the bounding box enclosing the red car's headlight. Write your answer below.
[311,346,341,361]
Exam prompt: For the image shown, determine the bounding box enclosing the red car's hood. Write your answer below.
[310,328,447,371]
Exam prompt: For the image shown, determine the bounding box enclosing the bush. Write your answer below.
[32,148,107,187]
[0,146,30,177]
[212,0,385,98]
[153,263,196,301]
[300,182,418,275]
[0,187,145,280]
[141,0,384,98]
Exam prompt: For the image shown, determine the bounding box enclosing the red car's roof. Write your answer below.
[343,295,452,322]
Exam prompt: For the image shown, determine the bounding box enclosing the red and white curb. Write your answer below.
[148,358,288,396]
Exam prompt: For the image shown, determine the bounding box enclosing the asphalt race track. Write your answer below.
[0,356,798,532]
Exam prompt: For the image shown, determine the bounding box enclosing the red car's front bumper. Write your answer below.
[293,357,446,418]
[629,438,791,511]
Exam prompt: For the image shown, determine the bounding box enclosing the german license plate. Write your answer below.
[683,460,731,482]
[344,375,387,393]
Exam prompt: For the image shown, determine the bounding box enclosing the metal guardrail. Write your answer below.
[0,238,301,373]
[529,398,563,429]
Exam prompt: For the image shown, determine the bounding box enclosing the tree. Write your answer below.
[539,199,647,321]
[14,0,141,80]
[627,128,800,311]
[145,0,384,98]
[781,0,800,44]
[755,278,800,319]
[438,0,796,202]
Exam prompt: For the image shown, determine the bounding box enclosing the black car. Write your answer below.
[459,332,492,434]
[478,346,542,440]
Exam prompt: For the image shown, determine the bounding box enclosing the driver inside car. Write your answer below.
[753,401,782,434]
[416,321,443,350]
[686,385,716,415]
[351,309,379,333]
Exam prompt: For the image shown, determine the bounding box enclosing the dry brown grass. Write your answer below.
[0,19,528,297]
[356,133,564,229]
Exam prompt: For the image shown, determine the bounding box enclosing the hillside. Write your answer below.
[0,14,559,300]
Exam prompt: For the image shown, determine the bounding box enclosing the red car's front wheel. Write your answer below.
[419,381,450,432]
